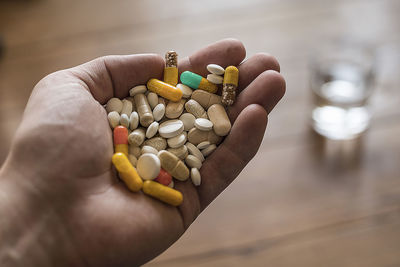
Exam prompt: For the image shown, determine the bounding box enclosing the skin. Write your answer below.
[0,39,285,267]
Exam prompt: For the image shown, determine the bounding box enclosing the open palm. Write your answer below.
[2,39,285,266]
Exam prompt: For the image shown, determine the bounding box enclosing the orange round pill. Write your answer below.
[154,168,172,186]
[113,126,128,145]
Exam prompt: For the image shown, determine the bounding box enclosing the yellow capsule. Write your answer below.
[147,78,183,102]
[164,51,178,86]
[112,153,143,192]
[142,180,183,206]
[223,66,239,86]
[222,66,239,106]
[115,144,128,157]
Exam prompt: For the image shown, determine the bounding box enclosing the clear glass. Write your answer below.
[310,43,375,140]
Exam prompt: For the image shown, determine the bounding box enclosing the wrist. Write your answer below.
[0,162,84,267]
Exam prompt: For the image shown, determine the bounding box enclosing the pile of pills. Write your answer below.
[106,51,239,206]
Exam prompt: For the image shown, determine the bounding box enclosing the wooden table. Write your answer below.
[1,0,399,266]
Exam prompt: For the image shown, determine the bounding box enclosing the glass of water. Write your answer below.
[310,43,375,140]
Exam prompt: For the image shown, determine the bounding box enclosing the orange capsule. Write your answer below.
[113,126,128,156]
[154,168,172,186]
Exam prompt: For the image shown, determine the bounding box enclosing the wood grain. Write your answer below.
[0,0,399,266]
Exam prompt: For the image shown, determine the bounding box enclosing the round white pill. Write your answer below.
[107,111,120,128]
[159,120,184,138]
[176,83,193,98]
[167,133,187,148]
[207,74,223,84]
[146,121,159,138]
[194,118,213,131]
[137,153,161,180]
[186,142,205,162]
[141,145,158,155]
[185,155,202,169]
[106,98,123,113]
[153,103,165,121]
[207,64,225,75]
[129,85,147,96]
[191,168,201,186]
[120,113,130,128]
[197,141,210,150]
[201,144,216,157]
[147,92,159,109]
[129,111,139,130]
[179,113,196,131]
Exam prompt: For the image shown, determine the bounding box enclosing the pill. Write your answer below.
[168,180,174,188]
[207,64,225,75]
[185,155,202,169]
[167,132,187,148]
[180,71,218,93]
[128,128,146,146]
[194,118,213,131]
[191,90,222,109]
[147,92,159,110]
[129,111,139,130]
[158,150,189,181]
[179,113,196,131]
[154,168,172,186]
[121,99,133,116]
[142,180,183,206]
[163,51,178,86]
[147,78,182,102]
[146,121,159,138]
[120,113,130,128]
[129,145,142,158]
[143,137,167,151]
[141,145,159,155]
[185,142,205,162]
[187,128,222,145]
[113,126,129,156]
[108,111,120,129]
[197,141,210,150]
[112,153,143,192]
[165,99,186,119]
[207,73,223,84]
[191,168,201,186]
[167,145,188,160]
[128,154,138,167]
[125,96,136,110]
[158,97,167,106]
[207,104,231,136]
[134,93,154,127]
[185,99,207,119]
[106,98,123,113]
[153,103,166,121]
[159,119,184,138]
[137,153,161,180]
[129,85,147,96]
[201,144,217,157]
[176,83,193,98]
[222,66,239,106]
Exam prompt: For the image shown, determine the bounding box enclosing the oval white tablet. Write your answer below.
[146,121,159,138]
[207,74,223,84]
[194,118,213,131]
[201,144,216,157]
[137,153,161,180]
[179,113,196,131]
[158,119,184,138]
[207,64,225,75]
[108,111,120,128]
[141,145,158,155]
[185,155,202,169]
[147,92,159,109]
[129,85,147,96]
[186,142,205,162]
[120,113,130,128]
[167,133,187,148]
[153,103,165,121]
[106,98,123,113]
[191,168,201,186]
[176,83,193,98]
[129,111,139,130]
[197,141,210,150]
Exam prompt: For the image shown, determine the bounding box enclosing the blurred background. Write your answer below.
[0,0,399,266]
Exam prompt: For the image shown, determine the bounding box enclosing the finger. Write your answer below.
[197,104,268,209]
[69,54,164,104]
[178,38,246,76]
[228,70,286,122]
[237,52,280,92]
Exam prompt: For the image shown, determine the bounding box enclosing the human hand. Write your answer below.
[0,39,285,266]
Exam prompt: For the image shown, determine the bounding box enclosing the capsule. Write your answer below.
[134,93,154,127]
[147,79,182,102]
[180,71,218,93]
[142,180,183,206]
[112,153,143,192]
[222,66,239,106]
[163,51,178,86]
[154,168,172,186]
[113,126,128,156]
